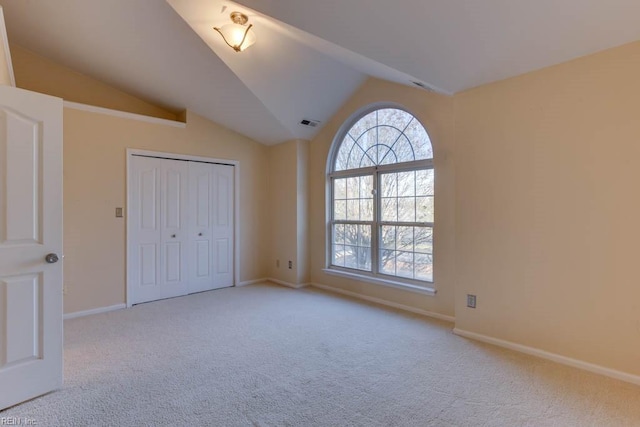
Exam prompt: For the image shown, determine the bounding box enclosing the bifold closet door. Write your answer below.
[129,156,189,304]
[188,162,234,293]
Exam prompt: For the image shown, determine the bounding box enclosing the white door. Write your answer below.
[188,163,234,293]
[211,164,234,288]
[128,156,188,304]
[0,86,63,410]
[188,162,214,293]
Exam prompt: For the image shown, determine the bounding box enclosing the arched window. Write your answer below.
[328,107,434,287]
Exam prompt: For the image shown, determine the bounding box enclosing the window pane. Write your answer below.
[405,118,433,160]
[397,226,414,252]
[357,246,372,271]
[415,253,433,282]
[416,169,434,196]
[344,224,358,247]
[381,173,397,197]
[396,251,414,278]
[332,244,345,267]
[335,138,353,172]
[348,111,377,142]
[346,199,360,220]
[334,200,346,220]
[346,144,367,170]
[360,199,373,221]
[381,197,398,222]
[377,108,413,130]
[344,245,358,269]
[391,136,416,164]
[397,171,416,197]
[416,196,434,223]
[333,224,345,245]
[346,177,359,199]
[358,224,371,248]
[334,178,347,199]
[380,250,396,275]
[333,108,432,171]
[398,197,416,222]
[415,227,433,254]
[380,226,396,250]
[359,175,373,198]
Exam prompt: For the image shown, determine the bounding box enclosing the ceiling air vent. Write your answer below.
[300,119,321,128]
[412,81,435,92]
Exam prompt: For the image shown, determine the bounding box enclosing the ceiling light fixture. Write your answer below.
[214,12,256,52]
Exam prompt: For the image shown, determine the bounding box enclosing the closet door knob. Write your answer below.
[45,253,59,264]
[171,234,176,238]
[198,233,203,236]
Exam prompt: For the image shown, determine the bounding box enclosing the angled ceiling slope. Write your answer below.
[237,0,640,93]
[167,0,368,142]
[0,0,299,144]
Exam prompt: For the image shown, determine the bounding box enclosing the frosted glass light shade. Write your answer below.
[215,23,256,52]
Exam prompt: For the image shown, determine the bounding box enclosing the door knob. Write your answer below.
[171,234,176,238]
[45,253,59,264]
[198,233,203,236]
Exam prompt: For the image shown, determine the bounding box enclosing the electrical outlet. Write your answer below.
[115,207,123,218]
[288,260,292,269]
[276,259,280,268]
[467,294,476,309]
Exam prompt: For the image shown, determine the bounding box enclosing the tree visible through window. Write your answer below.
[328,107,434,285]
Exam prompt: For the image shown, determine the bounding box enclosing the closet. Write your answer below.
[127,153,234,305]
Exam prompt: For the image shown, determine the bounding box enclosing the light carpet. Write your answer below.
[2,282,640,426]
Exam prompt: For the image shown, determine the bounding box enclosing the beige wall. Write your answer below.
[267,140,299,284]
[11,44,178,121]
[454,41,640,375]
[296,140,310,284]
[63,108,269,313]
[267,139,310,285]
[308,78,457,317]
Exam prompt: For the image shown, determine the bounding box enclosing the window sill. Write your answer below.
[321,268,436,296]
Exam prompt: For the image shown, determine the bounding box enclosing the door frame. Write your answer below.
[125,148,240,308]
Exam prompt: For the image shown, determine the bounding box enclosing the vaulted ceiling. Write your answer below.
[1,0,640,145]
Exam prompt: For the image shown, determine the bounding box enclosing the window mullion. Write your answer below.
[372,169,380,275]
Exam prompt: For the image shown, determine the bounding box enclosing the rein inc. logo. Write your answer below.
[0,417,37,425]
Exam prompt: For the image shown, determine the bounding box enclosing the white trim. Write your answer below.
[322,268,436,296]
[238,278,268,287]
[267,278,309,289]
[310,282,455,323]
[453,328,640,387]
[0,7,16,87]
[64,304,126,320]
[63,101,186,128]
[125,149,241,307]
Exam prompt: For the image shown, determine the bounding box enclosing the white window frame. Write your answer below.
[325,104,436,296]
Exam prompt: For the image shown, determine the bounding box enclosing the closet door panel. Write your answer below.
[188,162,214,293]
[129,156,162,304]
[159,159,189,299]
[212,164,234,288]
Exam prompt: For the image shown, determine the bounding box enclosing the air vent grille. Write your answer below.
[300,119,321,128]
[412,81,435,92]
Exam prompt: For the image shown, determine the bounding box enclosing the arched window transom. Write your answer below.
[334,108,433,171]
[328,107,434,287]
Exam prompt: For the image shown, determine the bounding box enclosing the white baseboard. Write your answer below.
[64,304,127,320]
[237,278,268,287]
[267,278,309,289]
[310,282,455,323]
[453,328,640,387]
